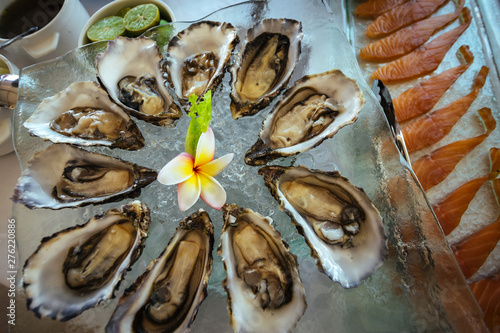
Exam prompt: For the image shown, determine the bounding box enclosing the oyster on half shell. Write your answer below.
[106,209,214,333]
[230,18,303,119]
[245,70,365,166]
[24,81,144,150]
[11,144,157,209]
[219,203,306,333]
[165,21,239,108]
[23,201,150,321]
[96,37,182,126]
[259,165,388,288]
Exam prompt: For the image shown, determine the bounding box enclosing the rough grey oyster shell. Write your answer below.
[259,165,388,288]
[22,200,151,321]
[96,37,182,127]
[229,18,303,119]
[24,81,144,150]
[106,209,214,333]
[11,144,157,209]
[165,21,239,108]
[245,69,365,166]
[219,203,307,333]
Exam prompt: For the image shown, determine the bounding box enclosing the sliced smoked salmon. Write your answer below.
[360,0,464,61]
[452,214,500,279]
[402,66,489,153]
[433,147,500,236]
[413,108,495,190]
[365,0,450,38]
[354,0,411,18]
[371,8,472,83]
[394,45,474,122]
[469,273,500,333]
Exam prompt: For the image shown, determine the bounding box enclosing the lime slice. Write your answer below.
[117,7,132,17]
[86,16,125,42]
[123,4,160,36]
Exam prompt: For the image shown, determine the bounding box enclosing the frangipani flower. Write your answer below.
[158,127,233,211]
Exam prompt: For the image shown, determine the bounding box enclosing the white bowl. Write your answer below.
[0,54,19,156]
[78,0,175,46]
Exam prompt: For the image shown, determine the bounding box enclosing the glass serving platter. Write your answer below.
[345,0,500,281]
[11,0,487,331]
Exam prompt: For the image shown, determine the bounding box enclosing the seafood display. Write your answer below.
[11,144,157,209]
[219,204,306,333]
[432,148,500,235]
[165,21,239,107]
[106,209,214,333]
[393,45,474,122]
[22,201,151,321]
[23,81,145,150]
[229,18,303,119]
[371,7,472,82]
[360,0,464,61]
[10,0,500,330]
[452,214,500,279]
[96,37,183,126]
[245,70,365,165]
[259,165,388,288]
[365,0,450,38]
[412,108,495,191]
[402,65,489,153]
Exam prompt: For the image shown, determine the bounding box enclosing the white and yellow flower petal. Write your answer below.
[199,172,226,210]
[177,174,201,211]
[158,152,194,185]
[198,153,234,177]
[195,127,215,168]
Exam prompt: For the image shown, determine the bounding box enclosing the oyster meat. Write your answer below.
[230,18,303,119]
[96,37,182,126]
[24,81,144,150]
[165,21,239,107]
[219,203,306,333]
[23,201,151,321]
[245,69,365,165]
[12,144,157,209]
[259,165,388,288]
[106,209,214,333]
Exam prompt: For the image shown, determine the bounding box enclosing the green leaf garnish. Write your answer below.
[185,90,212,156]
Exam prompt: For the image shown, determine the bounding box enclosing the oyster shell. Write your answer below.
[11,144,157,209]
[230,18,303,119]
[245,70,365,165]
[106,209,214,333]
[24,81,144,150]
[23,200,150,321]
[219,203,306,333]
[96,37,182,126]
[165,21,239,107]
[259,165,387,288]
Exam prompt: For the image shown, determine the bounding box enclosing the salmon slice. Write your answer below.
[413,108,495,191]
[371,8,472,83]
[402,66,489,153]
[366,0,450,38]
[469,273,500,333]
[452,214,500,279]
[433,147,500,235]
[360,0,464,61]
[354,0,411,18]
[394,45,474,122]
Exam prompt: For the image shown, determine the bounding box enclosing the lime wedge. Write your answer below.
[123,4,160,36]
[86,16,125,42]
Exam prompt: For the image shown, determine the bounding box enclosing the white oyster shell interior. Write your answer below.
[219,204,307,333]
[22,201,150,321]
